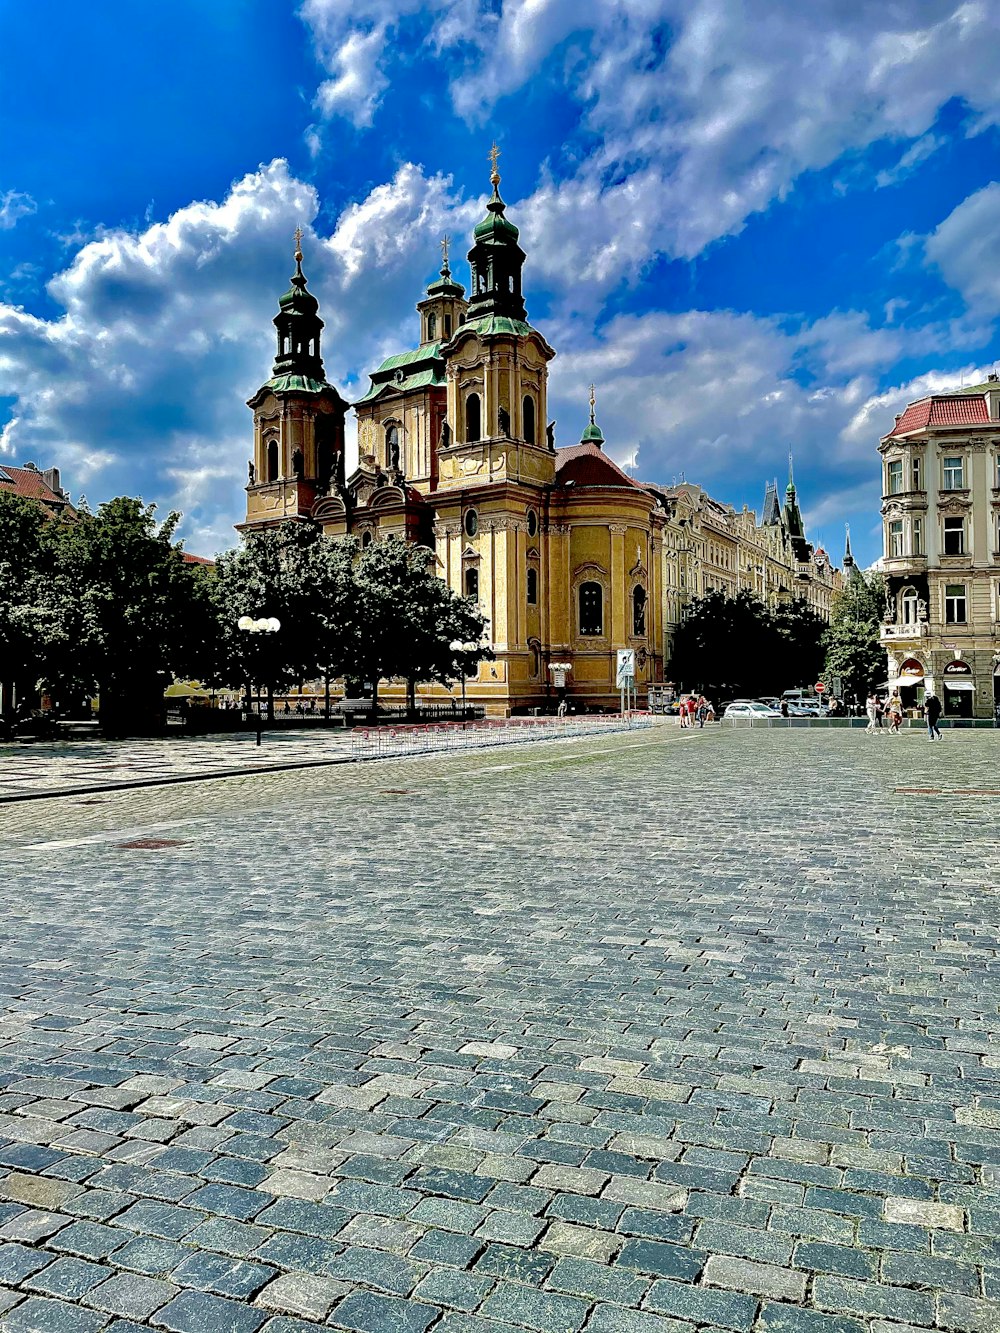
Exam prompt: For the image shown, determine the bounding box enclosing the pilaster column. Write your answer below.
[549,524,571,648]
[610,524,627,646]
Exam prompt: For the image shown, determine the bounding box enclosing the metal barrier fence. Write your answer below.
[351,711,654,760]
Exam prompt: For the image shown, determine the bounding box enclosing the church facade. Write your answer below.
[242,163,839,713]
[243,165,668,713]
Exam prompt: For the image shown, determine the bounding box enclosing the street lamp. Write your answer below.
[450,639,478,717]
[237,615,281,744]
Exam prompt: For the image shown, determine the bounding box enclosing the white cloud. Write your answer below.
[302,0,1000,292]
[924,181,1000,313]
[0,159,473,555]
[0,190,37,230]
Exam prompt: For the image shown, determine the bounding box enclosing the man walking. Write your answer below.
[925,691,942,741]
[865,692,879,734]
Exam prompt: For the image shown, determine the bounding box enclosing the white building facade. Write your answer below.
[879,378,1000,719]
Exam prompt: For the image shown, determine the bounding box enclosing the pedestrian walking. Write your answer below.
[780,699,789,718]
[887,692,903,734]
[865,692,879,734]
[925,691,942,741]
[696,696,708,729]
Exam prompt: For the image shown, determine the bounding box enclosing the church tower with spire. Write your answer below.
[243,231,348,530]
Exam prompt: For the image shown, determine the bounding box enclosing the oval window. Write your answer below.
[464,510,479,538]
[526,509,538,537]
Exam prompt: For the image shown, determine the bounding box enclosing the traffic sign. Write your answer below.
[814,681,826,693]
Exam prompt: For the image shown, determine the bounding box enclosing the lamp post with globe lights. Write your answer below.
[450,639,478,719]
[237,615,280,744]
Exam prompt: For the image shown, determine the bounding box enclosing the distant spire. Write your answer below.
[787,449,796,495]
[580,383,604,448]
[844,523,855,568]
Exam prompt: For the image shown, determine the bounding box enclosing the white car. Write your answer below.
[723,701,782,719]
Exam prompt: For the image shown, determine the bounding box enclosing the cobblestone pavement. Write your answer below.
[0,731,354,802]
[1,727,999,1333]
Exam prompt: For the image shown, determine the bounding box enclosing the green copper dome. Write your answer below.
[580,421,605,445]
[473,186,520,242]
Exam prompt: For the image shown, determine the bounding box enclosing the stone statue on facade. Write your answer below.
[884,589,896,623]
[498,405,510,437]
[438,420,451,449]
[248,461,255,485]
[292,448,303,478]
[546,420,556,448]
[917,597,928,622]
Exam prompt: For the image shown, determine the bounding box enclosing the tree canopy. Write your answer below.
[823,571,886,703]
[667,589,827,700]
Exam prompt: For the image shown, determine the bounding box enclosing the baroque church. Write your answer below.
[243,153,669,713]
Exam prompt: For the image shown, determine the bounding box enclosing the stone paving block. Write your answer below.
[884,1197,964,1230]
[255,1270,348,1320]
[412,1266,495,1311]
[86,1270,179,1319]
[585,1308,696,1333]
[538,1219,622,1260]
[328,1244,426,1295]
[479,1279,589,1332]
[756,1303,865,1333]
[936,1292,1000,1331]
[0,1295,110,1331]
[328,1289,439,1333]
[548,1253,650,1304]
[23,1256,111,1300]
[644,1276,759,1331]
[812,1274,934,1324]
[474,1241,554,1284]
[703,1254,806,1302]
[0,1242,54,1285]
[153,1288,268,1332]
[170,1250,276,1299]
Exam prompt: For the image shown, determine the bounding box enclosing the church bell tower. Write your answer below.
[243,231,348,530]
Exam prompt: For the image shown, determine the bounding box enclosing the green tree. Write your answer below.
[772,597,828,691]
[352,536,489,716]
[34,497,199,734]
[823,571,886,705]
[0,491,50,715]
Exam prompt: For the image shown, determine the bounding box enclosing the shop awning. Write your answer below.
[882,676,924,688]
[943,679,975,692]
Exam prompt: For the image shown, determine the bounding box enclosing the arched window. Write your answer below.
[900,586,918,624]
[632,586,647,636]
[427,313,437,340]
[465,567,479,600]
[579,582,603,636]
[385,425,400,471]
[361,530,373,549]
[266,439,279,483]
[464,509,479,538]
[526,567,538,605]
[466,393,481,442]
[526,509,538,537]
[282,336,289,355]
[444,315,452,338]
[529,643,540,677]
[523,396,536,445]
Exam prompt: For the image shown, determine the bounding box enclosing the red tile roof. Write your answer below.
[555,442,644,489]
[886,394,990,437]
[0,464,76,516]
[181,551,214,566]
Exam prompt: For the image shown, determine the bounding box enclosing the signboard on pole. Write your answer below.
[616,649,636,689]
[814,682,825,694]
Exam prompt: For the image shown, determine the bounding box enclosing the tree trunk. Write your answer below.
[407,677,416,718]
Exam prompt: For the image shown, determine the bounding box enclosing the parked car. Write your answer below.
[786,703,820,717]
[723,701,782,719]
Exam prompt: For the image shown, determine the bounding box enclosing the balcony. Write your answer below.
[881,554,927,574]
[881,622,928,642]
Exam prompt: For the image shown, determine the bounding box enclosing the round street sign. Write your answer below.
[815,682,826,693]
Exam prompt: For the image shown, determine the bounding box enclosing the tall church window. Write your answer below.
[523,396,536,444]
[444,315,452,338]
[526,567,538,605]
[427,313,437,340]
[266,439,279,483]
[632,586,647,636]
[465,567,479,600]
[466,392,481,442]
[579,582,603,636]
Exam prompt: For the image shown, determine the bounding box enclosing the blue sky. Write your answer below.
[2,1,1000,566]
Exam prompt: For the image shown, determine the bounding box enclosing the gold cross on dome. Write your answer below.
[440,234,450,265]
[294,225,303,258]
[488,141,501,183]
